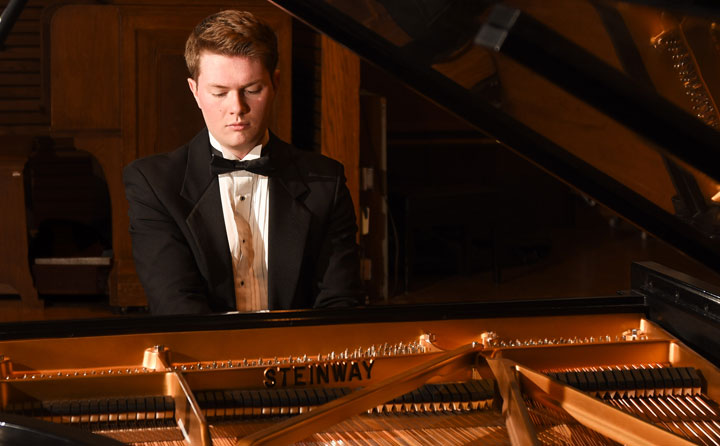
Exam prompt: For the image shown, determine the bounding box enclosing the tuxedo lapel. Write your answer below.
[180,131,234,307]
[177,130,312,310]
[267,137,311,310]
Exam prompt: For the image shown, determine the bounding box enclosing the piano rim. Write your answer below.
[0,293,647,341]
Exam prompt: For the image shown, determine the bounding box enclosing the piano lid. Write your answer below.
[271,0,720,271]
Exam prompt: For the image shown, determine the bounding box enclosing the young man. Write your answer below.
[123,10,363,314]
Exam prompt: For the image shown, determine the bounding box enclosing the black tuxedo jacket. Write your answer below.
[123,130,363,314]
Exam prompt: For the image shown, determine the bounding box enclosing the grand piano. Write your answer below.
[2,0,720,445]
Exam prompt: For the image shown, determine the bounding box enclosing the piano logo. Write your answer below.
[263,359,375,388]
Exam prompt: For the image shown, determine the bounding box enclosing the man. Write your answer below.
[123,10,363,314]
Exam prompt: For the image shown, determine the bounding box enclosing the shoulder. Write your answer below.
[124,130,206,182]
[271,137,344,177]
[123,149,187,197]
[125,146,188,178]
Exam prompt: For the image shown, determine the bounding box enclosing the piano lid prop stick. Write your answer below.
[236,342,482,446]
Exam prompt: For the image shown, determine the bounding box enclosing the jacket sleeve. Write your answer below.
[312,163,364,308]
[123,163,213,314]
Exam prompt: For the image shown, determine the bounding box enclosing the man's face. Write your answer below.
[188,52,278,157]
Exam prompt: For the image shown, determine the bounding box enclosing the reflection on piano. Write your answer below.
[0,262,719,445]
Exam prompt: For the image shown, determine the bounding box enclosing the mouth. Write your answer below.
[227,122,249,130]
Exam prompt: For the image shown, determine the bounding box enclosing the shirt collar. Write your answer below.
[208,130,267,161]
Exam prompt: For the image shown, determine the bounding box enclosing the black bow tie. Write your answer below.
[210,153,274,176]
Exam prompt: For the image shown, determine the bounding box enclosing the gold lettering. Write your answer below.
[263,368,276,388]
[294,366,307,385]
[279,367,291,386]
[262,359,376,387]
[362,359,374,379]
[331,362,348,381]
[316,363,330,384]
[348,361,362,381]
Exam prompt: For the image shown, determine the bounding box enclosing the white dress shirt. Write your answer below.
[209,132,270,311]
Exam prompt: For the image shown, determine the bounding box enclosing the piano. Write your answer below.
[3,0,720,445]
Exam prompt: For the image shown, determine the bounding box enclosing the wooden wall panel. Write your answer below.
[320,35,361,229]
[135,27,207,159]
[50,5,120,131]
[153,46,208,154]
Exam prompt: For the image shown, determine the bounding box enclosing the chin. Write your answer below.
[220,135,249,148]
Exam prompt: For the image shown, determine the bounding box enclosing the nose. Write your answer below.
[228,91,249,115]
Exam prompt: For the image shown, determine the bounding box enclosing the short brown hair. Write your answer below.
[185,10,278,80]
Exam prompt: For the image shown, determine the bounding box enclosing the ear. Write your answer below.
[272,69,280,91]
[187,77,201,108]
